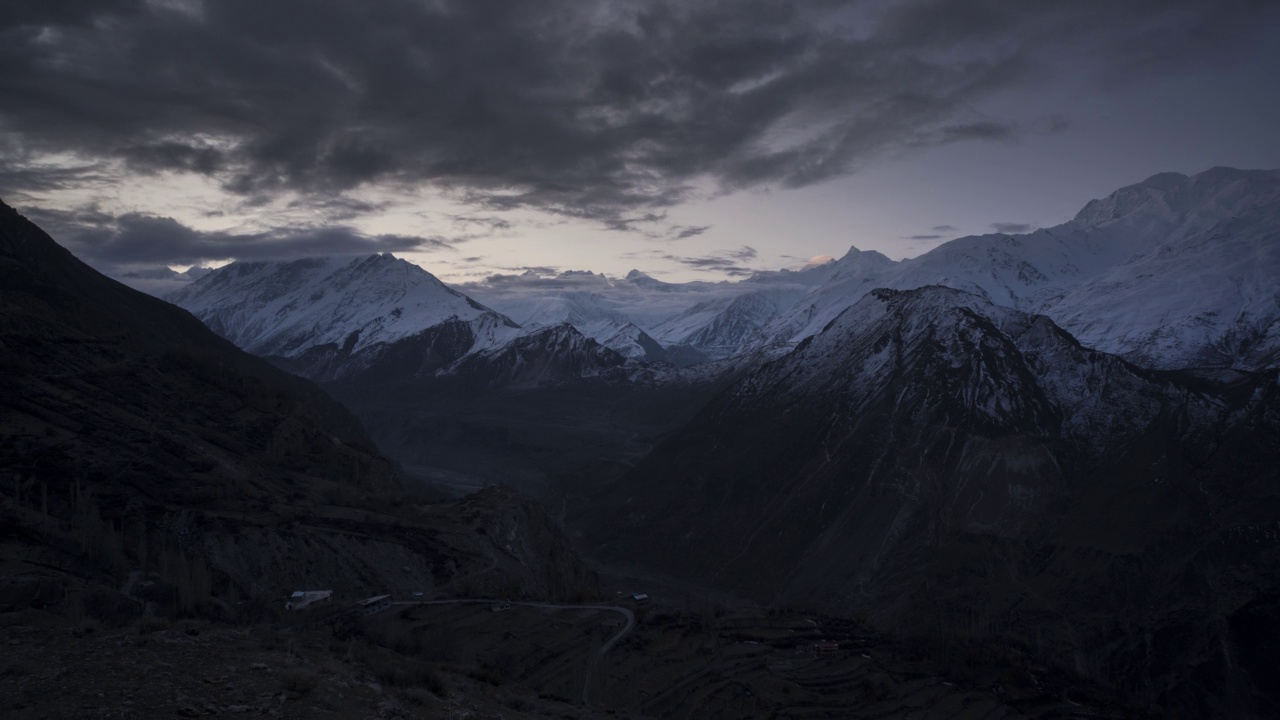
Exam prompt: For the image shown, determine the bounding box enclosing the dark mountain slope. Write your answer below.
[322,323,732,497]
[581,286,1280,717]
[170,251,731,498]
[0,199,399,505]
[0,199,596,619]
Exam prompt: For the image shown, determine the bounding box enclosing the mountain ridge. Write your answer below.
[760,166,1280,370]
[162,167,1280,373]
[170,253,522,381]
[579,282,1280,716]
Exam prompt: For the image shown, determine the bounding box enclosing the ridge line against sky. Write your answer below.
[2,0,1278,287]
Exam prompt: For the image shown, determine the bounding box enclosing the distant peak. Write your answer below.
[1137,171,1189,192]
[625,269,649,280]
[1073,166,1279,228]
[838,245,887,259]
[1127,166,1272,194]
[1191,166,1279,185]
[834,245,893,268]
[541,321,587,339]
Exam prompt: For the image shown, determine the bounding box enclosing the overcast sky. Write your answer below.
[3,0,1278,287]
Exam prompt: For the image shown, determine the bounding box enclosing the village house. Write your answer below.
[284,590,332,611]
[355,594,392,616]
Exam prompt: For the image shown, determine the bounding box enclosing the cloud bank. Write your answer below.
[2,0,1272,266]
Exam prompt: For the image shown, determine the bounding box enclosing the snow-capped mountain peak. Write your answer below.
[599,321,669,363]
[169,253,519,376]
[624,268,684,292]
[826,245,896,279]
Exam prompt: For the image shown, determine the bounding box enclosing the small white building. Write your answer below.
[285,590,332,611]
[356,594,392,616]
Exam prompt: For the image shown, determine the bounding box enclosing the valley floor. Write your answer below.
[1,594,1134,719]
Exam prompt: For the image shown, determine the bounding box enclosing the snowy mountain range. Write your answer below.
[662,247,890,358]
[168,167,1279,382]
[485,288,681,363]
[648,260,843,358]
[760,167,1280,370]
[463,167,1280,371]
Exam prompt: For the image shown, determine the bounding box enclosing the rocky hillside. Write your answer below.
[581,285,1280,717]
[0,199,597,623]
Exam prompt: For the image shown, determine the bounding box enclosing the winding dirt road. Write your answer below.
[392,598,634,705]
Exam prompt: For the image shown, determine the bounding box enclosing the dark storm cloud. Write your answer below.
[931,225,958,232]
[1,0,1273,242]
[0,0,143,30]
[906,234,942,240]
[680,257,738,270]
[674,225,711,240]
[873,0,1266,71]
[30,208,452,271]
[122,140,225,176]
[0,163,107,197]
[991,222,1033,234]
[451,216,513,233]
[656,245,760,276]
[288,196,394,223]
